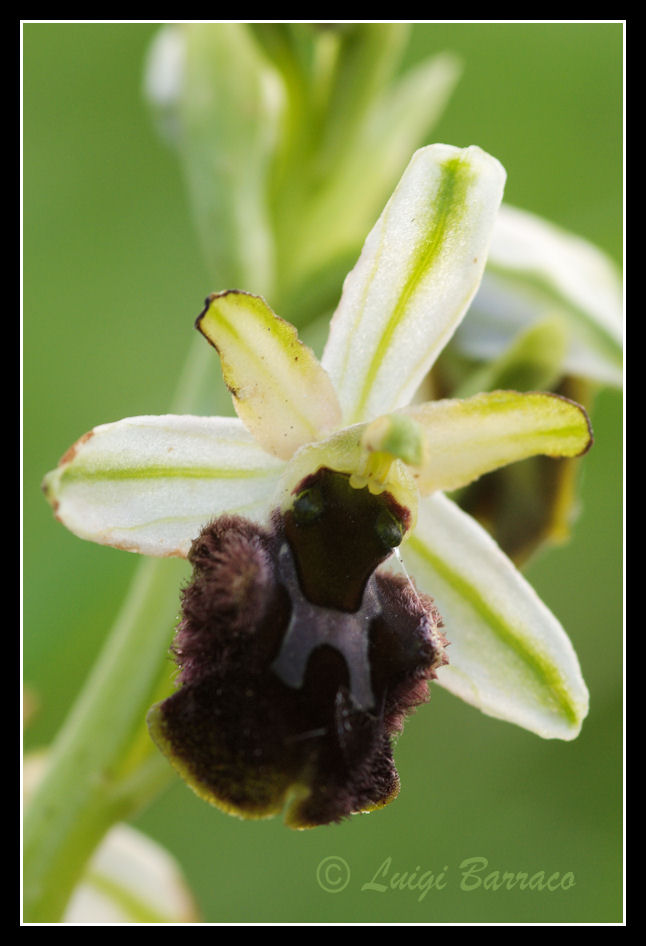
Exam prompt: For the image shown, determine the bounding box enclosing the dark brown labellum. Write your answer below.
[148,469,447,828]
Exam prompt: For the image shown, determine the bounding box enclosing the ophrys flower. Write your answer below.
[43,144,592,827]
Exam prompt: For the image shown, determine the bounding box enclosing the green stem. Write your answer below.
[23,555,189,921]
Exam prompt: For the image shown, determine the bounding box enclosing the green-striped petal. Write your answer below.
[197,290,342,460]
[42,415,283,557]
[321,143,506,425]
[401,493,589,739]
[402,390,592,495]
[454,203,623,387]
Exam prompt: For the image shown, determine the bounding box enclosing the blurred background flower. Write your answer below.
[24,22,622,923]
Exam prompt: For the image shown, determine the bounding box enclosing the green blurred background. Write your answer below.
[23,23,623,923]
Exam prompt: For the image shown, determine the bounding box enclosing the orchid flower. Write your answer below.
[42,144,592,827]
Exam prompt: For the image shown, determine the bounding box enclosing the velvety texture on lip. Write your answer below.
[148,471,447,828]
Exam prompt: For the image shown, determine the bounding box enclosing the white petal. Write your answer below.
[322,143,506,424]
[454,203,623,387]
[401,493,589,739]
[42,415,283,557]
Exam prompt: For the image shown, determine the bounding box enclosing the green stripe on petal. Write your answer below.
[42,415,283,557]
[403,390,592,495]
[197,291,342,459]
[322,144,506,425]
[401,493,589,739]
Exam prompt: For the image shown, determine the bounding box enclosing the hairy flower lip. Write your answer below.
[148,506,447,827]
